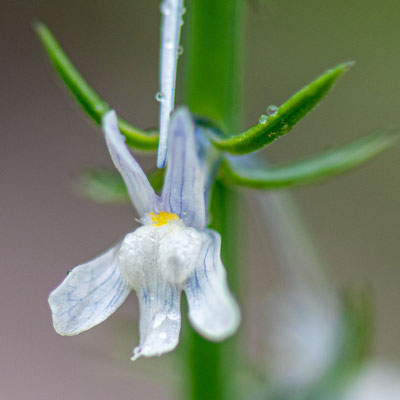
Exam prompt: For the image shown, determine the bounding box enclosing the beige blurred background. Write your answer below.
[1,0,400,399]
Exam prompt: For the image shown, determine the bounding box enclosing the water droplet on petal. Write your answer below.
[266,105,278,116]
[177,45,184,55]
[160,0,171,15]
[155,92,165,102]
[153,312,166,328]
[159,332,167,339]
[167,310,180,321]
[165,40,173,49]
[259,115,268,124]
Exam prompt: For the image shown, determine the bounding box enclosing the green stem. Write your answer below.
[182,1,244,399]
[185,182,240,400]
[183,0,244,134]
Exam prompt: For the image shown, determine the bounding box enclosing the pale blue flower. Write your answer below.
[49,108,240,360]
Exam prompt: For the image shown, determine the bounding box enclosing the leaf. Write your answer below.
[34,22,159,150]
[220,130,399,189]
[77,167,164,204]
[211,62,353,154]
[77,168,129,204]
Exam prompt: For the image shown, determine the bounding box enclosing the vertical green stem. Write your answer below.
[182,1,245,400]
[183,0,244,134]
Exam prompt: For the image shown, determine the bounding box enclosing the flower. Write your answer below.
[49,107,240,360]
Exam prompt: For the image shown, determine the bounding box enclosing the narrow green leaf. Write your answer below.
[34,21,159,150]
[211,62,354,154]
[220,130,398,189]
[77,168,129,204]
[77,167,164,204]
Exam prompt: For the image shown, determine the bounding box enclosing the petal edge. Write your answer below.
[49,242,130,335]
[184,229,240,340]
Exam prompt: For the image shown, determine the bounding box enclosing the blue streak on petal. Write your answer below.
[49,242,131,336]
[183,230,240,341]
[132,284,182,360]
[161,108,206,229]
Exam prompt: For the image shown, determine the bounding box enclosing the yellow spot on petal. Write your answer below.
[150,211,180,227]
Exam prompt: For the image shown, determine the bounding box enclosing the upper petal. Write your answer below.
[161,108,207,229]
[103,111,158,217]
[49,242,130,335]
[183,229,240,340]
[157,0,185,168]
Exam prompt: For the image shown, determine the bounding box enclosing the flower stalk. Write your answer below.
[183,0,244,399]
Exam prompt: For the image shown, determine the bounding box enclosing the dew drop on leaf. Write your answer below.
[266,105,278,116]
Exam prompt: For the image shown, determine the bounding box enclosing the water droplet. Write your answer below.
[259,115,268,124]
[153,312,166,328]
[159,332,167,339]
[160,0,171,15]
[155,92,165,102]
[177,45,184,55]
[266,105,278,116]
[165,40,173,49]
[167,310,180,320]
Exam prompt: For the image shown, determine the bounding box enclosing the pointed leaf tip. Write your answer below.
[212,62,354,154]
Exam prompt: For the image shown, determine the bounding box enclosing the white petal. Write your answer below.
[118,225,184,359]
[161,108,207,229]
[102,111,158,217]
[183,229,240,340]
[132,286,182,360]
[49,242,130,335]
[157,0,185,168]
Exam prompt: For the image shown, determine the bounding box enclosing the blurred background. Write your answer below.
[1,0,399,399]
